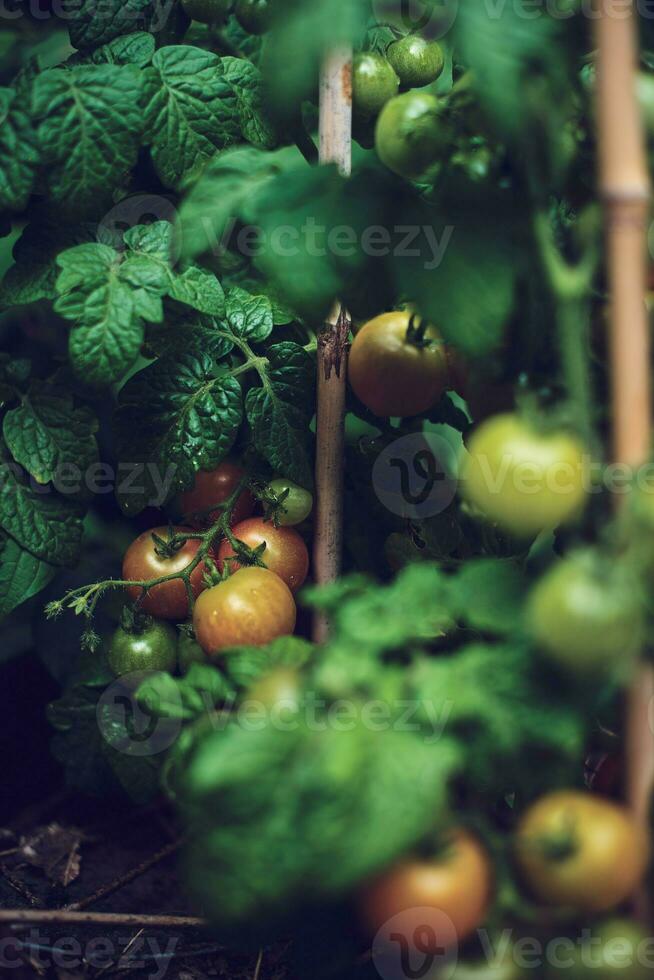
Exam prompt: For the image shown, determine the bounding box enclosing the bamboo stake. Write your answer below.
[595,0,653,917]
[313,48,352,643]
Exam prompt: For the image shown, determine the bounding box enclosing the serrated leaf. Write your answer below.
[221,57,276,149]
[143,46,241,189]
[63,0,154,50]
[3,382,99,487]
[0,87,39,212]
[144,309,234,361]
[55,243,168,386]
[32,65,143,217]
[0,450,83,566]
[225,286,272,342]
[0,532,56,621]
[170,266,226,316]
[0,221,94,310]
[69,31,155,67]
[114,352,243,514]
[176,146,285,261]
[245,342,315,488]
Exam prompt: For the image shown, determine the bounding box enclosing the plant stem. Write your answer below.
[0,909,206,929]
[65,839,183,912]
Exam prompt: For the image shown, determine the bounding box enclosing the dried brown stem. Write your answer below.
[64,838,183,912]
[0,909,206,929]
[313,48,352,643]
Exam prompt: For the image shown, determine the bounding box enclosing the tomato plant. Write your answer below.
[358,831,492,949]
[267,478,313,526]
[182,0,232,23]
[193,567,296,655]
[348,311,448,417]
[122,527,209,620]
[527,551,644,676]
[353,52,399,118]
[217,517,310,591]
[107,619,178,677]
[179,461,255,528]
[462,414,588,537]
[375,91,445,178]
[514,792,649,913]
[386,36,445,90]
[235,0,275,34]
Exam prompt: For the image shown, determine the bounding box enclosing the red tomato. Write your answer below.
[179,461,254,528]
[123,526,208,620]
[217,517,309,593]
[193,567,297,655]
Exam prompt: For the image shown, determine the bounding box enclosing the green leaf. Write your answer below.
[0,449,83,566]
[169,266,226,316]
[395,179,518,356]
[0,87,39,212]
[143,46,241,189]
[225,286,273,342]
[221,57,276,149]
[183,718,461,934]
[245,342,315,488]
[69,31,156,67]
[137,663,234,721]
[0,532,56,620]
[63,0,154,50]
[3,381,99,487]
[114,352,243,514]
[225,635,314,691]
[0,221,94,310]
[55,243,168,386]
[176,146,289,261]
[32,65,143,217]
[144,308,234,361]
[125,220,226,317]
[450,559,528,634]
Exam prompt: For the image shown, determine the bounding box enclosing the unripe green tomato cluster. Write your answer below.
[352,33,445,180]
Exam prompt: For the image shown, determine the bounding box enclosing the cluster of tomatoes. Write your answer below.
[358,790,649,974]
[352,34,446,179]
[350,308,648,679]
[107,463,312,679]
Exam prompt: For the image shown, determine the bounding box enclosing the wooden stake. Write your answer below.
[595,0,653,916]
[313,48,352,643]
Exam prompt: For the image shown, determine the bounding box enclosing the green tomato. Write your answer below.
[375,91,445,179]
[234,0,274,34]
[386,36,445,89]
[527,550,644,677]
[353,52,399,118]
[546,920,654,980]
[182,0,231,23]
[268,478,313,526]
[461,413,587,538]
[178,630,207,674]
[107,620,178,677]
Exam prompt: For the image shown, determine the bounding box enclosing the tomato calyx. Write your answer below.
[150,526,192,560]
[405,312,436,349]
[119,605,156,637]
[529,825,579,863]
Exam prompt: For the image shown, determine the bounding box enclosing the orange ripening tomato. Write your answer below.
[193,567,297,656]
[123,526,208,620]
[358,830,492,951]
[179,461,255,528]
[217,517,310,593]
